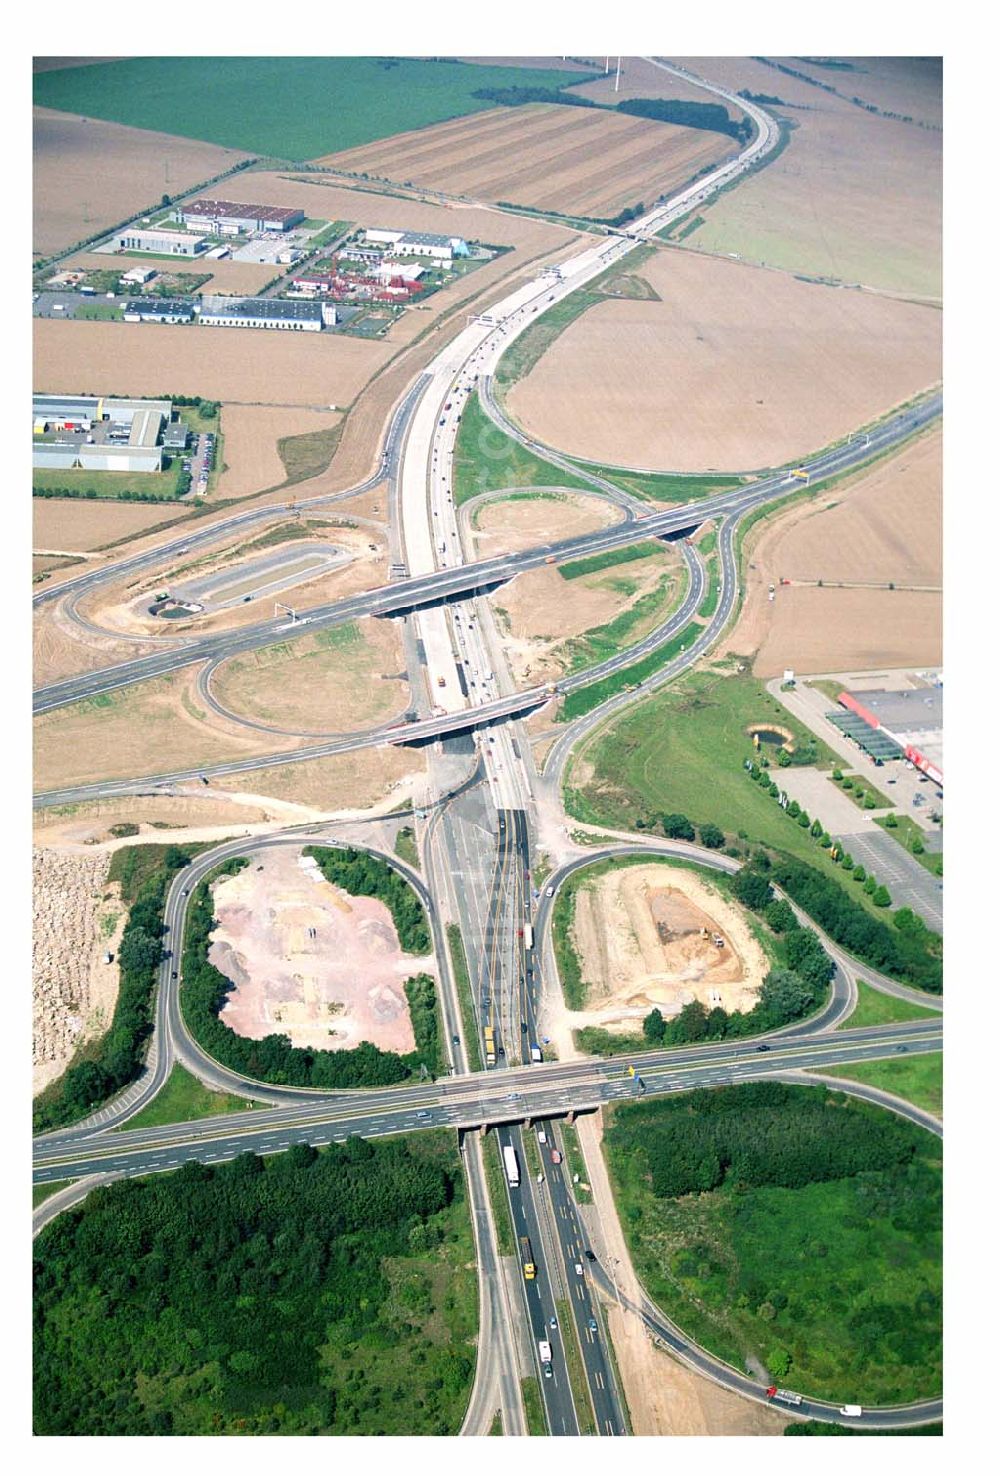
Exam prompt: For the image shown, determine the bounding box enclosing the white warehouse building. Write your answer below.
[198,296,337,332]
[115,229,207,257]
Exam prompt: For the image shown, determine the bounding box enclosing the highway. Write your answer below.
[32,57,943,1437]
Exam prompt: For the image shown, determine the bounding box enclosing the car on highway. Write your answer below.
[452,1034,460,1046]
[171,971,178,980]
[545,885,555,897]
[756,1043,771,1052]
[574,1262,584,1277]
[584,1249,596,1261]
[588,1318,598,1332]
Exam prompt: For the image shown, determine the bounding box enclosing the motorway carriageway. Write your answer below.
[33,1019,942,1180]
[31,391,940,719]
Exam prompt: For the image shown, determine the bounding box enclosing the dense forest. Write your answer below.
[33,844,194,1134]
[605,1083,942,1404]
[303,846,431,955]
[34,1135,477,1435]
[180,858,442,1088]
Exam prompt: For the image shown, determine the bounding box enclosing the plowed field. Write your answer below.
[323,104,737,219]
[507,248,940,470]
[33,108,250,258]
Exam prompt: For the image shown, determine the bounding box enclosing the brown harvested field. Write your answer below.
[782,56,943,128]
[33,497,192,554]
[61,251,281,297]
[34,317,387,409]
[33,667,311,792]
[468,491,622,558]
[507,248,940,471]
[213,745,421,814]
[215,406,342,498]
[33,107,250,258]
[490,543,679,686]
[209,847,432,1054]
[566,862,768,1030]
[322,105,737,220]
[721,428,942,677]
[668,57,941,300]
[34,602,170,688]
[210,617,407,735]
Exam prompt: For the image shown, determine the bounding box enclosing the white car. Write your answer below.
[574,1262,584,1277]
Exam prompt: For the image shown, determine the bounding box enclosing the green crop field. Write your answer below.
[604,1084,942,1405]
[33,58,592,160]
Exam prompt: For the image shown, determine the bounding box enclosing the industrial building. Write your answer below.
[179,200,305,234]
[837,685,944,786]
[123,298,195,324]
[363,227,470,261]
[120,266,156,285]
[32,395,171,473]
[115,228,207,257]
[198,295,337,332]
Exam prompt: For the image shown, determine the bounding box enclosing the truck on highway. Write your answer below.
[530,1045,542,1063]
[519,1235,536,1279]
[766,1388,803,1407]
[503,1143,520,1187]
[484,1024,496,1066]
[839,1405,863,1418]
[524,923,534,950]
[538,1339,552,1365]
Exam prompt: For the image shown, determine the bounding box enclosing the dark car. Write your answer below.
[896,1045,908,1053]
[452,1034,460,1046]
[755,1043,771,1052]
[584,1249,596,1262]
[521,1021,528,1033]
[498,1046,505,1057]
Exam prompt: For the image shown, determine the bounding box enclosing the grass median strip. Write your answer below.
[483,1134,516,1256]
[520,1375,547,1435]
[556,1297,596,1434]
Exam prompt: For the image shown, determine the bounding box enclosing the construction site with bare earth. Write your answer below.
[31,50,944,1448]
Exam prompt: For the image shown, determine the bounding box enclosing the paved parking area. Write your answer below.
[839,830,943,933]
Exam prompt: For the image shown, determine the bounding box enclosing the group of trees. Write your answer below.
[765,854,942,994]
[34,1136,474,1435]
[33,846,193,1134]
[618,96,754,142]
[33,486,181,504]
[607,1081,918,1201]
[303,846,431,955]
[180,858,441,1090]
[635,811,725,849]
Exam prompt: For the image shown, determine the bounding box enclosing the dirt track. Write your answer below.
[507,247,940,471]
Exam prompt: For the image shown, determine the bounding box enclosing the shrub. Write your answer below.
[872,886,892,908]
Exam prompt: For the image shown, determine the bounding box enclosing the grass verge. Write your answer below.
[447,923,481,1069]
[483,1134,516,1256]
[818,1053,942,1117]
[556,1297,596,1434]
[118,1064,257,1132]
[841,980,939,1030]
[521,1376,547,1435]
[559,1122,592,1204]
[453,394,594,506]
[558,622,699,722]
[33,1180,70,1208]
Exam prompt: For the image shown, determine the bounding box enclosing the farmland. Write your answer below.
[506,248,940,471]
[32,57,592,160]
[722,429,942,674]
[33,317,387,410]
[33,497,191,556]
[33,108,250,258]
[667,56,941,299]
[325,104,737,220]
[215,406,342,498]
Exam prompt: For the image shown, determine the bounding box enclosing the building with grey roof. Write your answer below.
[197,296,337,331]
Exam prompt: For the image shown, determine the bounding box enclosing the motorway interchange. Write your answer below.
[33,59,944,1435]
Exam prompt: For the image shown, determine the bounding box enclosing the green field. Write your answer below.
[604,1084,942,1404]
[119,1064,257,1133]
[33,58,592,159]
[564,669,842,869]
[453,394,595,506]
[566,462,740,504]
[33,461,186,502]
[559,543,660,581]
[34,1133,478,1435]
[841,980,940,1030]
[557,622,700,722]
[820,1054,942,1117]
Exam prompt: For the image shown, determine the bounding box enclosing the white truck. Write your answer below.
[530,1045,543,1064]
[502,1143,520,1187]
[523,923,534,950]
[538,1339,552,1365]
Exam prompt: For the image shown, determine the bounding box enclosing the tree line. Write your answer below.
[34,1136,474,1435]
[33,844,193,1134]
[606,1081,919,1200]
[179,865,441,1089]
